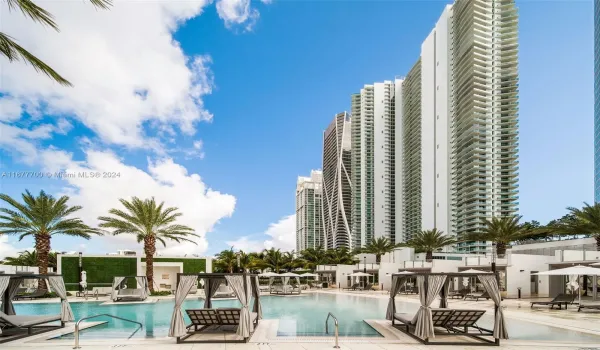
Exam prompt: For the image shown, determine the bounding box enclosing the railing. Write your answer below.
[325,312,340,349]
[73,314,143,349]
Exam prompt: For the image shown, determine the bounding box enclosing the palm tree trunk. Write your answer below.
[35,234,50,290]
[426,250,433,262]
[144,235,156,293]
[596,236,600,251]
[376,254,381,264]
[496,242,507,257]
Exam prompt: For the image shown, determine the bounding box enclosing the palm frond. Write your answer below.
[6,0,58,30]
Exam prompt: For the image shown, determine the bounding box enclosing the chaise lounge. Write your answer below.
[577,302,600,312]
[464,291,490,301]
[113,288,145,302]
[530,293,575,310]
[0,311,64,340]
[447,289,469,299]
[184,308,258,342]
[343,283,359,291]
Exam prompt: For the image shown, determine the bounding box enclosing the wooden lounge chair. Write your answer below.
[392,308,455,333]
[464,291,490,301]
[360,283,375,291]
[443,309,487,333]
[530,293,575,310]
[185,309,221,332]
[14,289,48,300]
[343,283,359,290]
[448,289,469,299]
[216,308,258,329]
[578,302,600,312]
[0,311,63,336]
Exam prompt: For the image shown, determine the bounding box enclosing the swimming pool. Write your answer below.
[13,293,600,342]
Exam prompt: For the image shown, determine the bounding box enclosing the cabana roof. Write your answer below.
[392,271,494,277]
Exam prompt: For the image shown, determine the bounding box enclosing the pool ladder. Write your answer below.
[73,314,143,349]
[325,312,340,349]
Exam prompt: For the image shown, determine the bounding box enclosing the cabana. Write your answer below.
[0,274,72,343]
[169,273,262,343]
[111,276,150,302]
[270,272,301,295]
[387,271,507,346]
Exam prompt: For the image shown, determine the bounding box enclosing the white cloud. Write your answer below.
[0,0,269,150]
[0,122,58,164]
[36,148,236,255]
[0,236,19,260]
[216,0,260,31]
[226,214,296,253]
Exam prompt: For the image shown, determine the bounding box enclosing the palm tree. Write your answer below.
[326,247,357,265]
[0,190,99,289]
[2,250,58,269]
[550,203,600,251]
[363,237,398,263]
[214,248,237,273]
[402,228,457,261]
[299,246,327,271]
[465,216,535,257]
[2,0,111,86]
[98,197,197,292]
[262,248,284,273]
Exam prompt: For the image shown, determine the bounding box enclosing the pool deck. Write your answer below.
[4,289,600,349]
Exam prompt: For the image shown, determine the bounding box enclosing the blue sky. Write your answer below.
[0,0,595,257]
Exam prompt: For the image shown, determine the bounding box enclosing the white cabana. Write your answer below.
[534,265,600,304]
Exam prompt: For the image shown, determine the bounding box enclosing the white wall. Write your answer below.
[378,262,406,291]
[336,264,356,288]
[146,263,182,291]
[505,254,555,298]
[381,247,414,263]
[0,265,40,274]
[430,260,461,273]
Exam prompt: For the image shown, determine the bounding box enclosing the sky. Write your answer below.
[0,0,594,259]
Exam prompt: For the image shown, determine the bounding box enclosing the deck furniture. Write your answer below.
[185,309,221,332]
[464,291,490,301]
[0,311,63,335]
[393,308,454,331]
[443,309,486,333]
[343,283,359,290]
[447,289,469,299]
[111,276,149,302]
[114,288,145,302]
[530,293,576,310]
[577,302,600,312]
[360,283,375,291]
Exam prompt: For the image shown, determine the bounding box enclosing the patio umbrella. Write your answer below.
[258,272,280,277]
[396,271,415,275]
[348,272,372,277]
[534,265,600,304]
[460,268,488,274]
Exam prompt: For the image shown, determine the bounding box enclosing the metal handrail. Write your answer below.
[325,312,340,349]
[73,314,142,349]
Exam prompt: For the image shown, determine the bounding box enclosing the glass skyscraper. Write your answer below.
[595,0,600,201]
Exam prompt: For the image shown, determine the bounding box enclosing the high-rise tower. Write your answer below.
[595,0,600,202]
[323,112,352,249]
[296,170,324,251]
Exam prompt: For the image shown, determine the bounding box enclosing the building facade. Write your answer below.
[323,112,353,249]
[397,0,519,254]
[595,0,600,202]
[351,81,400,246]
[295,170,325,251]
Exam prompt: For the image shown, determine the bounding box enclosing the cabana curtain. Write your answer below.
[438,279,450,308]
[168,275,198,338]
[5,279,22,315]
[203,278,223,308]
[251,276,263,319]
[412,275,447,339]
[135,276,150,299]
[111,277,126,301]
[47,276,74,322]
[0,276,9,335]
[479,275,508,339]
[226,275,253,337]
[386,275,402,320]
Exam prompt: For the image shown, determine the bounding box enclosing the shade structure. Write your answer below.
[300,273,319,277]
[258,272,279,277]
[460,269,488,274]
[534,265,600,304]
[396,271,415,275]
[279,272,301,277]
[348,272,372,277]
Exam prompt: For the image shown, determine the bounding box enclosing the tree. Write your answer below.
[0,190,99,289]
[326,247,357,265]
[214,248,237,273]
[363,237,398,263]
[2,250,57,269]
[402,229,457,261]
[299,246,327,271]
[550,203,600,251]
[465,216,534,256]
[2,0,111,86]
[262,248,284,273]
[98,197,197,292]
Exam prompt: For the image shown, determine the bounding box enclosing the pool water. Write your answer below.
[13,293,600,342]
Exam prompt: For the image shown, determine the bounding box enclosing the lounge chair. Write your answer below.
[392,308,454,333]
[448,289,469,299]
[185,309,221,332]
[216,308,258,327]
[360,283,375,291]
[443,309,486,333]
[530,293,575,310]
[14,289,48,300]
[464,291,490,301]
[343,283,359,290]
[113,288,145,302]
[0,311,63,336]
[578,302,600,312]
[213,285,235,298]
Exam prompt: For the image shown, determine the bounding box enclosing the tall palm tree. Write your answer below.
[2,0,111,86]
[326,247,357,265]
[550,203,600,251]
[363,237,398,263]
[262,248,284,273]
[2,250,57,269]
[402,228,456,261]
[214,248,237,273]
[0,190,99,289]
[98,197,197,292]
[465,216,535,257]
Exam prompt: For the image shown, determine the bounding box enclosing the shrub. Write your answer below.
[150,291,171,296]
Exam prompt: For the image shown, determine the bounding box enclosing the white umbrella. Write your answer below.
[534,265,600,304]
[396,271,415,275]
[279,272,301,277]
[300,273,319,277]
[348,272,373,277]
[258,272,280,277]
[460,269,488,274]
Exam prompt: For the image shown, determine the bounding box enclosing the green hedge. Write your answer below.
[61,256,137,291]
[140,257,206,274]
